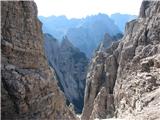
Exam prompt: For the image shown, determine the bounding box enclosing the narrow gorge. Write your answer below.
[1,1,160,120]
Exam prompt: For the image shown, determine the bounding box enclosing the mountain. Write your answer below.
[82,1,160,120]
[110,13,137,32]
[39,15,82,40]
[1,1,76,120]
[44,34,89,113]
[97,33,123,52]
[67,13,121,57]
[39,13,121,57]
[82,32,123,120]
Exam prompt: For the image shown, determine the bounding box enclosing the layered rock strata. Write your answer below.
[1,1,76,120]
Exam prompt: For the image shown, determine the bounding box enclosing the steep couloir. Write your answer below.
[82,1,160,120]
[1,1,76,120]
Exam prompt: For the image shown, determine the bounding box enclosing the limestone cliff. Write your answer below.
[82,33,121,120]
[44,34,89,113]
[82,1,160,120]
[1,1,76,120]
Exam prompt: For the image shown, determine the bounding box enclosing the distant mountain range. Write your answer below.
[39,15,82,41]
[39,13,136,57]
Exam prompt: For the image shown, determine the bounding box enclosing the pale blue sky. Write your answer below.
[34,0,143,19]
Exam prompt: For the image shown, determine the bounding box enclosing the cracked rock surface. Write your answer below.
[82,1,160,120]
[1,1,76,120]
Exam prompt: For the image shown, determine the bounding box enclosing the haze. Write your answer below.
[34,0,143,19]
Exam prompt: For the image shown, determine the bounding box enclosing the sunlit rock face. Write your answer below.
[1,1,76,120]
[82,1,160,120]
[44,34,89,113]
[82,33,122,120]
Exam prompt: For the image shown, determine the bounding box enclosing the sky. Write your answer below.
[34,0,143,19]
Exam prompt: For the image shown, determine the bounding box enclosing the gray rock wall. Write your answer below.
[82,1,160,120]
[44,34,89,113]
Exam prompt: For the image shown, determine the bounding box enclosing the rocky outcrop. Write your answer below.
[98,33,123,52]
[1,1,76,120]
[82,1,160,120]
[114,1,160,119]
[44,34,89,113]
[82,33,122,120]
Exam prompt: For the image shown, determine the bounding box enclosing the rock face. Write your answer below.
[44,34,89,113]
[82,33,121,120]
[98,33,123,52]
[1,1,76,120]
[82,1,160,120]
[114,1,160,119]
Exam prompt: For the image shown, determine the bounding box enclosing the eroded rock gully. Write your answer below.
[1,1,76,120]
[82,1,160,120]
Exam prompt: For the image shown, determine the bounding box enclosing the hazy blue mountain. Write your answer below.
[110,13,137,32]
[39,13,122,57]
[39,15,82,40]
[66,13,121,57]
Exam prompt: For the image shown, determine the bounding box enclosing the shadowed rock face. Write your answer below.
[82,1,160,120]
[44,34,89,113]
[1,1,76,120]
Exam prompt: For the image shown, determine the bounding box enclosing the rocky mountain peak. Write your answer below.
[139,1,150,18]
[98,33,114,52]
[139,1,160,18]
[98,33,123,52]
[61,35,74,49]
